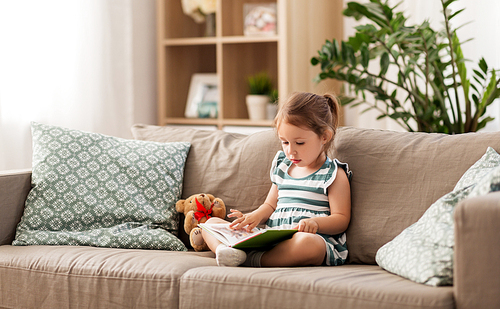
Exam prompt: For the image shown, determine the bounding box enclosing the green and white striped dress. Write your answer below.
[266,151,352,266]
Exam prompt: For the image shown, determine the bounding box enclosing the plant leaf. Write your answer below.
[341,41,349,64]
[448,8,465,20]
[479,57,488,73]
[473,69,485,81]
[443,0,458,8]
[360,44,370,68]
[476,116,495,131]
[479,70,499,112]
[452,31,470,105]
[380,52,390,76]
[333,39,341,61]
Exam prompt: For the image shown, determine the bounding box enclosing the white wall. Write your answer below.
[0,0,157,171]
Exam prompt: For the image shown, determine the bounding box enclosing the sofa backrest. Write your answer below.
[332,127,500,264]
[132,124,500,264]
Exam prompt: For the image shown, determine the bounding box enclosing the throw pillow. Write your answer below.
[12,122,190,251]
[375,147,500,286]
[131,124,282,247]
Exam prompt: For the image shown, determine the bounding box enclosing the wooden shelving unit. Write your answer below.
[156,0,343,130]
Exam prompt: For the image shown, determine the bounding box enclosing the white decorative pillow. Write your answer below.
[375,147,500,286]
[13,122,190,251]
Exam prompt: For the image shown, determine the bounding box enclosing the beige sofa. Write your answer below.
[1,125,500,309]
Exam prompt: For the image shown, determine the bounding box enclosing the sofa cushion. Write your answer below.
[0,245,215,308]
[332,127,500,264]
[178,265,454,309]
[13,122,189,250]
[375,147,500,286]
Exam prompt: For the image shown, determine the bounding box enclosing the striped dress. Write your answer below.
[266,151,352,266]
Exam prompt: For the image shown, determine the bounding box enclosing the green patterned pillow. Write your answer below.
[375,147,500,286]
[13,122,190,251]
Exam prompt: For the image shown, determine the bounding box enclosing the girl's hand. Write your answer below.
[228,210,262,232]
[294,219,319,234]
[227,209,243,219]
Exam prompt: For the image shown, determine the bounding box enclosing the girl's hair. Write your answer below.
[274,92,340,153]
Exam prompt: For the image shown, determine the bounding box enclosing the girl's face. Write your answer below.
[277,122,329,171]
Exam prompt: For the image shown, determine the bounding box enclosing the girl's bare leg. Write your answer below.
[260,232,326,267]
[200,217,230,252]
[201,219,326,267]
[201,217,247,266]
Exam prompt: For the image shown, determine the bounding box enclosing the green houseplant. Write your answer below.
[311,0,500,133]
[247,71,273,96]
[246,72,275,120]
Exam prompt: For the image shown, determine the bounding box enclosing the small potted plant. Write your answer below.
[246,72,273,120]
[267,88,279,120]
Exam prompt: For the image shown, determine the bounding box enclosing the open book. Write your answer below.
[198,223,297,249]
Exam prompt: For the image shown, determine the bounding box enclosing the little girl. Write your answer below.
[200,92,352,267]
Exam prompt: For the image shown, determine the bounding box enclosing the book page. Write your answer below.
[199,223,298,249]
[199,223,260,246]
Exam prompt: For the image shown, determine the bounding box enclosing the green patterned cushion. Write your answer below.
[375,147,500,286]
[12,122,190,251]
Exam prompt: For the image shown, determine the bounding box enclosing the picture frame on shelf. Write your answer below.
[243,3,277,36]
[185,73,219,119]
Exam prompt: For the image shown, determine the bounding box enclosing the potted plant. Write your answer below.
[246,72,274,120]
[267,89,279,120]
[311,0,500,133]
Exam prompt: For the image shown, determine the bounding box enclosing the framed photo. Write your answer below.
[185,73,219,118]
[243,3,277,36]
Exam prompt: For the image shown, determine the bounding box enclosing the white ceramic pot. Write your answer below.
[266,103,278,120]
[246,95,269,120]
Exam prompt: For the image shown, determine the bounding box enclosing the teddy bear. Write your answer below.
[176,193,226,251]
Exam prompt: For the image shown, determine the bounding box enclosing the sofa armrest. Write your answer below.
[0,169,31,245]
[454,191,500,309]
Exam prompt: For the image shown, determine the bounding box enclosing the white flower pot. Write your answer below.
[246,95,269,120]
[266,103,278,120]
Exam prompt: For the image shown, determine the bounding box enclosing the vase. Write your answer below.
[205,13,216,37]
[246,95,269,120]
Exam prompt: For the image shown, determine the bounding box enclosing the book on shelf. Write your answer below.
[198,223,297,250]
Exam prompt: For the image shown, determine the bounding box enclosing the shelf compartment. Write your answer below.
[221,0,278,37]
[162,0,210,39]
[221,41,278,120]
[162,44,216,120]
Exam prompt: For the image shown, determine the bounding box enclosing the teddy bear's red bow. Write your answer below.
[194,198,213,221]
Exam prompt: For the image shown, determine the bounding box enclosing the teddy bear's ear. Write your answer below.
[207,194,215,201]
[175,200,185,213]
[213,198,225,208]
